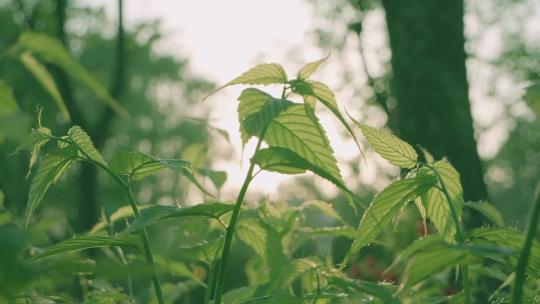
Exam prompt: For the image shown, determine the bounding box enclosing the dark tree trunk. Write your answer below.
[381,0,487,207]
[54,0,126,232]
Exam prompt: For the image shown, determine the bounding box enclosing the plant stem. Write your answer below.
[213,129,266,303]
[74,148,164,304]
[125,187,165,304]
[204,261,217,304]
[513,181,540,304]
[426,163,470,304]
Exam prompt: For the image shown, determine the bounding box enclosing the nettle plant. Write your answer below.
[6,54,540,303]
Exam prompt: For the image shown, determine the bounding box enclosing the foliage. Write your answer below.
[1,27,539,304]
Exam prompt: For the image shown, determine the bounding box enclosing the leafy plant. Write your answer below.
[2,38,540,303]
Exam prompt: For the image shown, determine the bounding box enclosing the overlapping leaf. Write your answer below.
[354,122,417,168]
[20,52,70,122]
[291,80,362,151]
[25,146,77,227]
[264,104,343,184]
[344,175,436,264]
[237,88,291,145]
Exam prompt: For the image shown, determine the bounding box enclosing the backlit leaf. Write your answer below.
[344,175,436,264]
[237,88,291,145]
[291,80,362,151]
[19,52,70,122]
[354,122,417,168]
[25,146,77,228]
[264,104,343,184]
[297,54,329,79]
[251,147,352,196]
[422,160,464,242]
[204,63,287,99]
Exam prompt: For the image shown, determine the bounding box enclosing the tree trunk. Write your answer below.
[381,0,487,208]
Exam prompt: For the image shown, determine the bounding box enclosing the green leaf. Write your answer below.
[269,258,319,292]
[0,81,30,141]
[197,168,227,190]
[237,218,269,259]
[403,246,477,287]
[471,228,540,278]
[354,122,417,168]
[127,202,234,233]
[153,256,206,287]
[109,150,211,195]
[297,226,356,238]
[251,147,353,196]
[237,88,291,145]
[177,237,224,263]
[19,52,70,122]
[297,54,329,79]
[293,80,363,151]
[204,63,287,100]
[15,127,52,178]
[0,81,19,116]
[386,235,445,273]
[25,146,77,228]
[11,32,127,117]
[68,126,106,166]
[264,104,343,184]
[344,175,436,264]
[327,275,400,304]
[299,200,347,225]
[89,204,153,235]
[422,160,464,242]
[28,236,138,261]
[464,201,504,227]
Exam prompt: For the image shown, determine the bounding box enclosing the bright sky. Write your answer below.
[81,0,536,200]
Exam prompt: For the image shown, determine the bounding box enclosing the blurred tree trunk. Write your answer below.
[54,0,126,232]
[381,0,487,207]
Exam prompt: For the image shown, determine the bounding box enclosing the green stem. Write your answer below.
[74,148,164,304]
[426,163,470,304]
[204,261,217,304]
[213,129,266,303]
[512,182,540,304]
